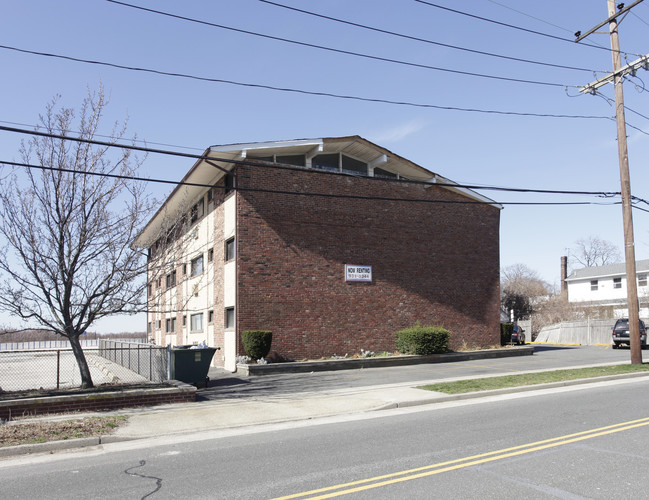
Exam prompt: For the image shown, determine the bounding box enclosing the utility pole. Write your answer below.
[576,0,645,364]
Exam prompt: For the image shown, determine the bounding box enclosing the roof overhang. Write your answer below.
[133,136,502,248]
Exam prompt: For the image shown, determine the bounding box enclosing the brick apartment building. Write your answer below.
[134,136,502,371]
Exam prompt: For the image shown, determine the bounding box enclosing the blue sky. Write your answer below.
[1,0,648,332]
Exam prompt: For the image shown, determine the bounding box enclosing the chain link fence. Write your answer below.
[98,340,168,383]
[0,341,168,393]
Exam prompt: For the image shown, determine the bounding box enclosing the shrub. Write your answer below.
[395,325,450,355]
[241,330,273,360]
[500,323,513,346]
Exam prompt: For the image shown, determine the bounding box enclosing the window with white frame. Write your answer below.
[190,313,203,331]
[165,318,176,333]
[613,277,622,289]
[639,274,647,287]
[590,280,598,291]
[191,255,204,276]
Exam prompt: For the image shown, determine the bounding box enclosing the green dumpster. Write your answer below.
[170,347,217,386]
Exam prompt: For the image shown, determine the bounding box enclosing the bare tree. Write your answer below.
[0,88,152,388]
[571,236,621,269]
[501,264,551,321]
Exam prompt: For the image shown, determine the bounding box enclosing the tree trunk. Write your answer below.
[69,334,94,388]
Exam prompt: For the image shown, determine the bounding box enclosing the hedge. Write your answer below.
[241,330,273,360]
[395,325,450,355]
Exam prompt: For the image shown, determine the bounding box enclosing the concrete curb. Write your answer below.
[3,368,647,459]
[372,370,649,410]
[0,434,138,458]
[237,346,534,375]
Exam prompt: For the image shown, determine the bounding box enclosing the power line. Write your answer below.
[0,124,623,199]
[414,0,642,57]
[0,159,622,208]
[257,0,602,73]
[105,0,572,88]
[0,120,204,152]
[0,45,610,119]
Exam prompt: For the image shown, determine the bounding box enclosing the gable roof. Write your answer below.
[133,135,501,247]
[565,259,649,282]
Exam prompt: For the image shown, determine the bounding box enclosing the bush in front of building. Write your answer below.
[241,330,273,360]
[500,323,513,346]
[395,325,450,355]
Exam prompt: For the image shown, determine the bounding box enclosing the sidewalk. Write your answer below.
[3,363,648,458]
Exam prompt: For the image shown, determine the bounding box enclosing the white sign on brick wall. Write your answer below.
[345,264,372,282]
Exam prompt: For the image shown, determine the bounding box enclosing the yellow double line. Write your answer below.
[272,416,649,499]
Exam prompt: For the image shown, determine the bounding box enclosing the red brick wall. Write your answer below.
[235,164,501,360]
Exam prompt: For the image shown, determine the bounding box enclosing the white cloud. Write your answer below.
[370,119,428,144]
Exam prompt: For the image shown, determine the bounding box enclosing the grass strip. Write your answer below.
[0,416,127,448]
[418,364,649,394]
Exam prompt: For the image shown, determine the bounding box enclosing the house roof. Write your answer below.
[565,259,649,282]
[133,136,501,247]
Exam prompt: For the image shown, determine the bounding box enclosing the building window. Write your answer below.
[166,270,176,288]
[225,307,235,330]
[591,280,598,291]
[613,277,622,289]
[148,283,152,296]
[208,310,214,323]
[183,315,187,326]
[190,198,204,223]
[147,322,152,334]
[311,153,368,175]
[639,274,647,287]
[249,154,306,167]
[156,320,161,330]
[224,172,235,194]
[165,318,176,333]
[191,255,204,276]
[207,188,213,203]
[208,248,214,262]
[190,313,203,332]
[183,263,187,275]
[373,167,397,179]
[157,277,161,288]
[225,237,235,262]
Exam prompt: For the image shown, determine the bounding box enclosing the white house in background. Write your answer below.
[565,259,649,317]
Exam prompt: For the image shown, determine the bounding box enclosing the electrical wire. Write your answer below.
[256,0,603,73]
[105,0,571,88]
[0,156,624,208]
[414,0,643,57]
[0,124,624,199]
[0,120,204,152]
[0,45,609,119]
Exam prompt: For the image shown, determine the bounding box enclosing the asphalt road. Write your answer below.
[1,374,648,499]
[201,345,635,401]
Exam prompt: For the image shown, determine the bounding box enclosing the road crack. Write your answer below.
[125,460,163,499]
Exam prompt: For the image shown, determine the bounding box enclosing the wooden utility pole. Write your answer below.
[577,0,644,364]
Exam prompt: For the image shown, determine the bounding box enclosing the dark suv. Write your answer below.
[611,318,647,349]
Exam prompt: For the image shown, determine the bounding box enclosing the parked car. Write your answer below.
[511,325,525,345]
[611,318,647,349]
